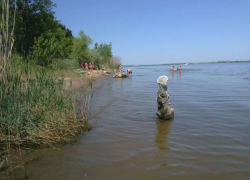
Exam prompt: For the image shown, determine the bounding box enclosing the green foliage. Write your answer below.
[31,25,73,66]
[32,32,63,66]
[2,1,117,71]
[48,59,78,70]
[5,0,73,64]
[70,31,115,70]
[86,49,102,69]
[71,30,93,61]
[13,0,57,57]
[94,42,112,64]
[0,64,74,137]
[54,24,73,58]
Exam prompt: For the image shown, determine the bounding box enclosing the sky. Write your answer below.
[52,0,250,65]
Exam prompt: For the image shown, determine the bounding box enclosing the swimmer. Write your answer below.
[171,66,175,72]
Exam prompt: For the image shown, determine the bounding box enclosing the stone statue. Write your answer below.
[113,64,127,78]
[156,76,174,120]
[118,64,122,73]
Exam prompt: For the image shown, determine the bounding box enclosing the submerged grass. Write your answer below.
[0,63,91,178]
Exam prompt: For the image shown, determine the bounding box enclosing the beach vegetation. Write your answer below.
[0,0,120,178]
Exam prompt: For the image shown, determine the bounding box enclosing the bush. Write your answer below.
[48,59,79,70]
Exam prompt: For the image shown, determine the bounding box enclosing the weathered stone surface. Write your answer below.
[113,72,127,78]
[113,65,127,78]
[156,76,174,120]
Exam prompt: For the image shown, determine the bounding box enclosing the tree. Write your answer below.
[94,42,112,64]
[13,0,57,57]
[31,23,73,66]
[32,32,62,66]
[53,23,73,58]
[70,30,92,61]
[86,49,102,69]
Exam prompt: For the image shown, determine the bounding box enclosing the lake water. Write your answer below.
[17,63,250,180]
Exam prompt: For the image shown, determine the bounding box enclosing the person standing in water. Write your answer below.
[171,66,175,72]
[127,69,132,77]
[179,66,182,75]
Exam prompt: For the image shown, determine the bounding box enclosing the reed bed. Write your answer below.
[0,64,91,178]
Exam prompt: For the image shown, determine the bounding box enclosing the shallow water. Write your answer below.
[17,63,250,180]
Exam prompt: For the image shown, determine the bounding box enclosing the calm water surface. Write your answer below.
[19,63,250,180]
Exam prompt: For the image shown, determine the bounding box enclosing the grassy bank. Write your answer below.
[0,63,93,178]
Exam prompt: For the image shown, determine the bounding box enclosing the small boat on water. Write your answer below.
[184,63,189,65]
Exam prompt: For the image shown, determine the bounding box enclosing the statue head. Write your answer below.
[157,76,168,86]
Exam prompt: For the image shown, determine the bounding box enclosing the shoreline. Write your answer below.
[65,69,113,91]
[67,70,114,120]
[0,69,114,179]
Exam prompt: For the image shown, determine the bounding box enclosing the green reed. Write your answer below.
[0,63,89,152]
[0,63,93,179]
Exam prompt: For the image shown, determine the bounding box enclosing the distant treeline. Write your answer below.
[1,0,120,69]
[217,60,250,63]
[161,60,250,66]
[124,60,250,67]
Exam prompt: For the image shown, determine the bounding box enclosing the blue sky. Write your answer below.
[53,0,250,65]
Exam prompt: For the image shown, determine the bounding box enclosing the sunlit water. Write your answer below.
[17,63,250,180]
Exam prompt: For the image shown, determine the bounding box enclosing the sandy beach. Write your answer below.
[65,70,113,90]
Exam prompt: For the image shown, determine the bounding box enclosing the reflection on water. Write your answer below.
[155,119,173,150]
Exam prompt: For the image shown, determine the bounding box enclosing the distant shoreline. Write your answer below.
[124,60,250,67]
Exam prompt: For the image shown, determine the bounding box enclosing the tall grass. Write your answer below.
[0,63,90,145]
[0,63,91,178]
[102,56,121,70]
[109,56,121,69]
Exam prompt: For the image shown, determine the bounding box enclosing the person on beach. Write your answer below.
[179,66,182,71]
[127,69,132,77]
[79,60,84,68]
[85,62,88,73]
[156,76,174,120]
[80,61,84,69]
[89,61,94,73]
